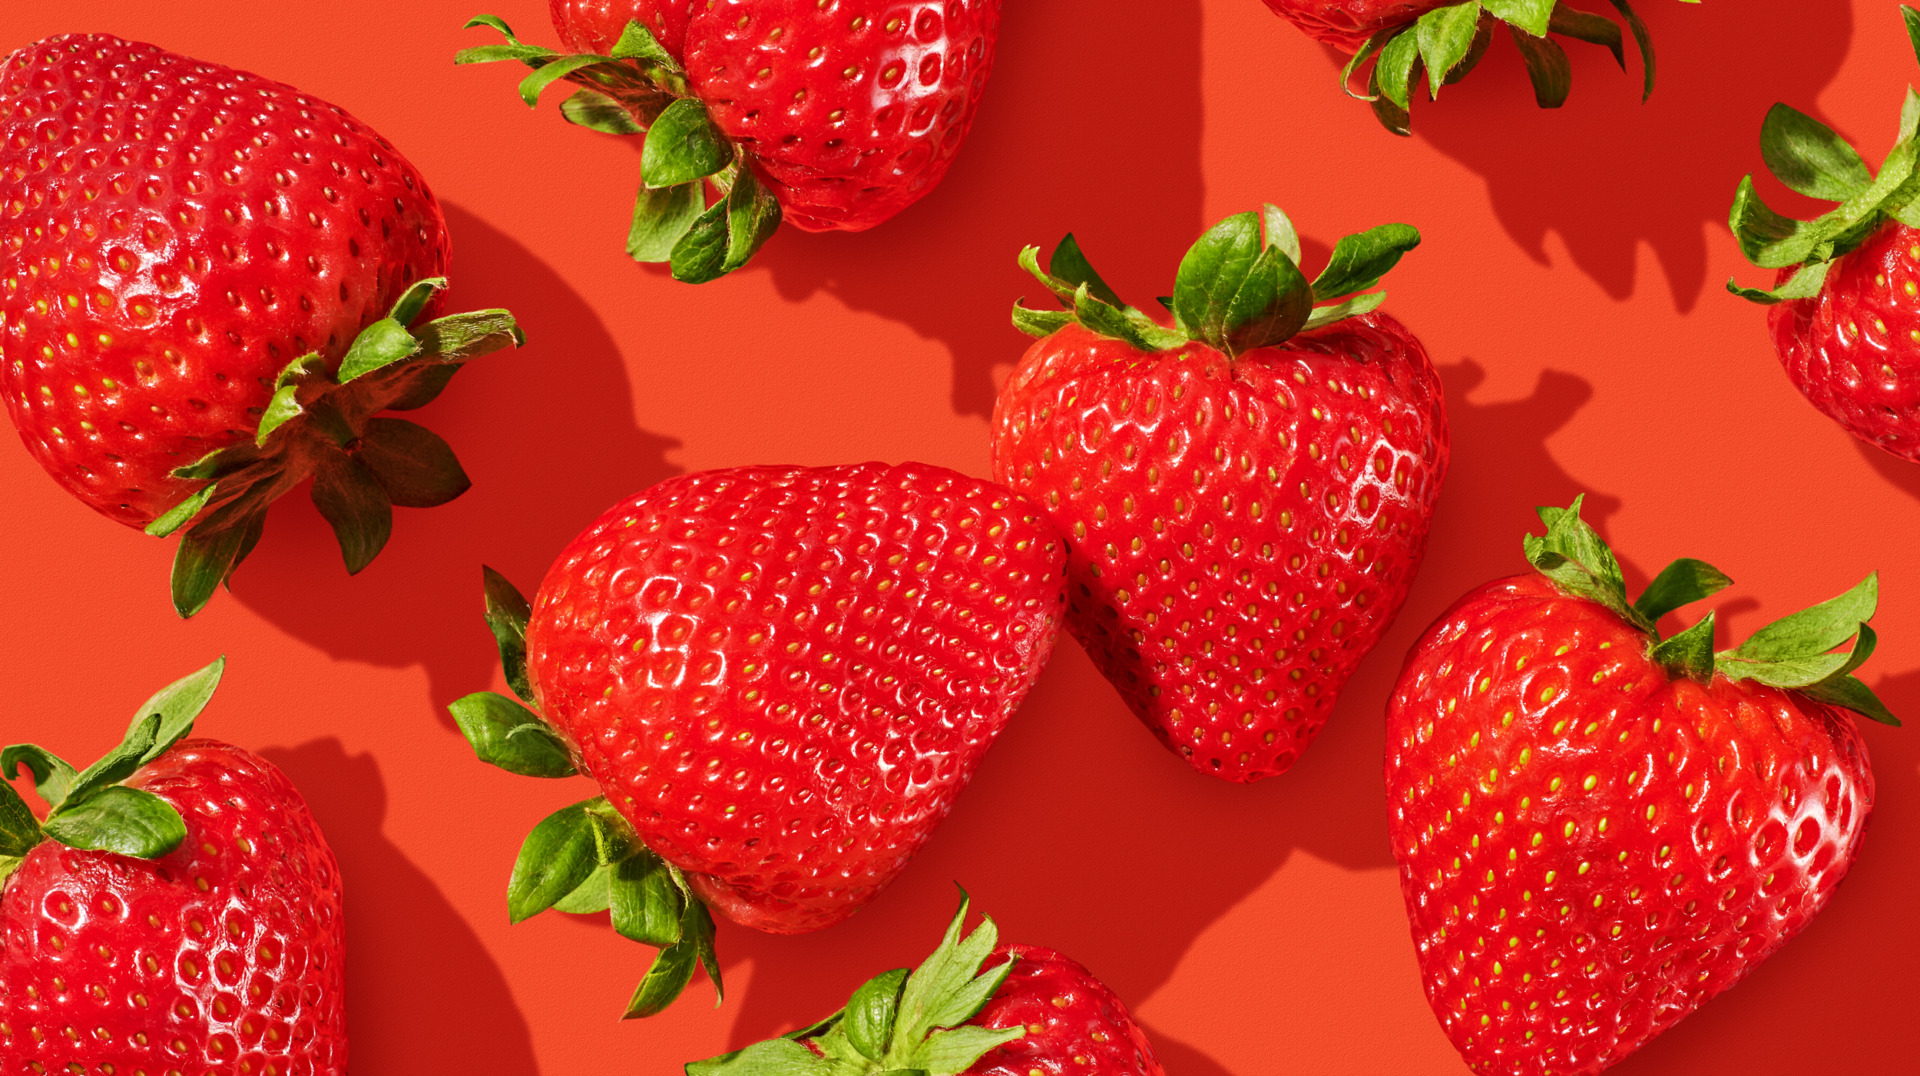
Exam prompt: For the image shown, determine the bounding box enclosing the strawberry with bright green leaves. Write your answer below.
[1263,0,1693,135]
[1,659,349,1076]
[990,207,1446,783]
[1386,499,1890,1075]
[451,462,1066,1016]
[685,893,1164,1076]
[1728,6,1920,463]
[458,0,1001,282]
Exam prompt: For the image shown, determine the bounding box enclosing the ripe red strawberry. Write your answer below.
[0,34,523,616]
[1261,0,1673,134]
[451,461,1065,1016]
[684,894,1164,1075]
[1729,6,1920,462]
[1385,499,1891,1075]
[989,207,1445,783]
[1,659,347,1076]
[459,0,1001,280]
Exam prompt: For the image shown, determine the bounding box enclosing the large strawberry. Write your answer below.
[1386,499,1890,1075]
[457,0,1000,281]
[0,34,523,616]
[1262,0,1686,135]
[1,659,347,1076]
[451,461,1065,1015]
[1728,6,1920,463]
[684,893,1164,1076]
[989,207,1446,783]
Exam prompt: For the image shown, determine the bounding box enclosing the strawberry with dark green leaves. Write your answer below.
[1,659,348,1075]
[1386,499,1889,1075]
[1728,6,1920,463]
[686,893,1164,1076]
[459,0,1001,282]
[991,207,1446,783]
[451,462,1066,1017]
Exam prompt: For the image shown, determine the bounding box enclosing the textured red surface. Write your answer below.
[2,1,1918,1075]
[970,942,1166,1076]
[1260,0,1448,51]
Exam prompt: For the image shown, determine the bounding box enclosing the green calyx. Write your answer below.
[1,659,226,889]
[147,279,522,618]
[1345,0,1683,135]
[1727,6,1920,305]
[686,892,1022,1076]
[458,15,782,283]
[1524,498,1898,726]
[1012,206,1420,358]
[449,567,721,1018]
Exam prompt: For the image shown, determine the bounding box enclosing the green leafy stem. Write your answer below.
[1524,498,1898,726]
[458,15,781,283]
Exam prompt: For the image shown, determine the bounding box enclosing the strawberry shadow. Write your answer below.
[227,202,681,715]
[256,738,542,1076]
[1856,434,1920,498]
[1394,0,1851,312]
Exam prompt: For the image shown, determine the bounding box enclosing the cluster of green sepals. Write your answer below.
[458,16,781,283]
[1342,0,1681,135]
[1014,205,1420,359]
[687,892,1023,1076]
[448,568,721,1018]
[1728,7,1920,305]
[0,659,227,888]
[1525,498,1898,726]
[148,279,522,618]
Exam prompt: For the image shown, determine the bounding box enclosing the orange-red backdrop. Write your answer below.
[3,1,1915,1072]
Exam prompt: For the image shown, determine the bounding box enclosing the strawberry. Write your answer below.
[684,893,1164,1076]
[457,0,1001,281]
[450,461,1066,1015]
[1385,499,1892,1076]
[1,659,348,1076]
[989,207,1445,783]
[1261,0,1680,135]
[1729,6,1920,463]
[0,34,524,616]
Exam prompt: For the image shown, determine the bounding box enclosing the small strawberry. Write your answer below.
[0,34,523,616]
[451,462,1066,1015]
[989,207,1446,783]
[1261,0,1681,134]
[1386,498,1891,1076]
[1728,6,1920,463]
[1,659,348,1076]
[457,0,1001,281]
[684,892,1165,1076]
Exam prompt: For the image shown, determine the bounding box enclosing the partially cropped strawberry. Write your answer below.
[1386,499,1891,1076]
[1729,6,1920,462]
[990,208,1445,783]
[451,462,1065,1015]
[1,659,347,1076]
[0,34,523,616]
[1263,0,1685,134]
[685,893,1164,1076]
[458,0,1001,281]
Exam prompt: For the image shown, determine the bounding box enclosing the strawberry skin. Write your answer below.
[1,739,347,1076]
[991,315,1447,782]
[1387,572,1876,1076]
[0,34,448,528]
[1260,0,1447,51]
[522,461,1065,934]
[967,943,1165,1076]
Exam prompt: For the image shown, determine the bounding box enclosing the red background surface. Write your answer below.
[3,0,1916,1072]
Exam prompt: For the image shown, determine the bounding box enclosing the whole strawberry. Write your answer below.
[0,34,523,616]
[684,893,1164,1076]
[1262,0,1678,134]
[451,462,1065,1015]
[1729,6,1920,462]
[1386,499,1890,1075]
[458,0,1001,281]
[990,208,1445,783]
[1,659,347,1076]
